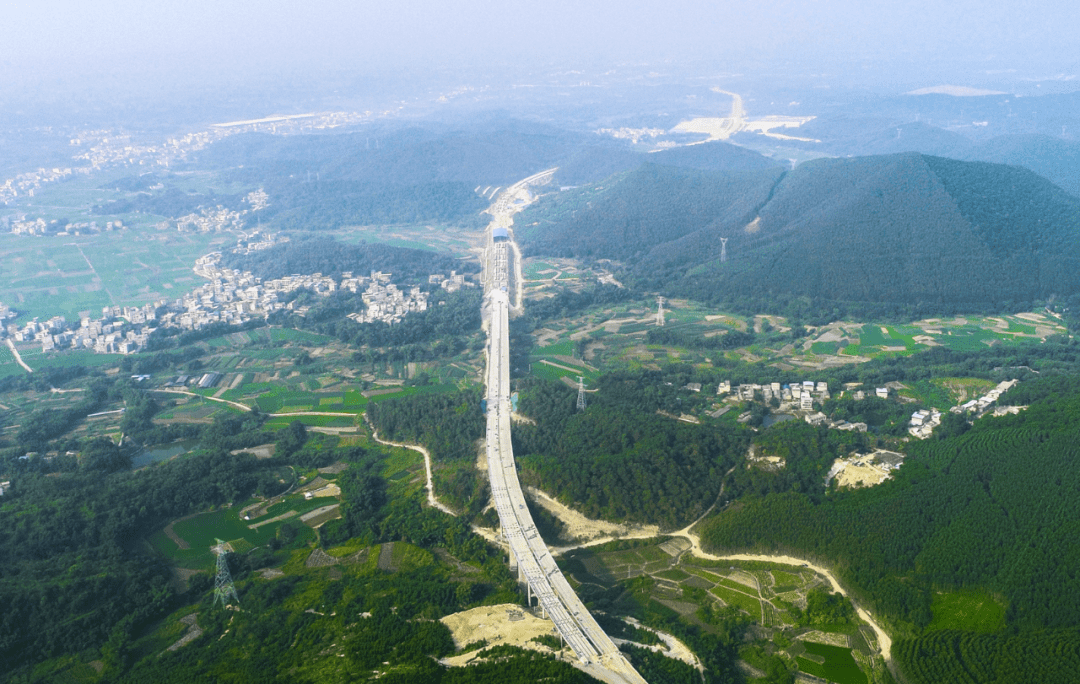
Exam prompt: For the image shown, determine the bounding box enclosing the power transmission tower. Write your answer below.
[576,376,587,412]
[720,237,728,263]
[656,296,665,327]
[213,539,240,607]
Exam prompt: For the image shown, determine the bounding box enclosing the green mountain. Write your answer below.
[517,163,784,261]
[525,153,1080,312]
[972,134,1080,198]
[191,123,781,230]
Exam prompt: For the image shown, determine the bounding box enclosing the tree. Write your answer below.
[81,438,130,473]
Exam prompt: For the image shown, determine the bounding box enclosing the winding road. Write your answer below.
[368,426,457,517]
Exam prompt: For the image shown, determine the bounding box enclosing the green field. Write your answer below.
[0,231,224,321]
[709,584,761,617]
[535,338,574,356]
[523,261,558,280]
[796,642,867,684]
[936,325,1006,352]
[149,509,276,569]
[928,590,1006,633]
[263,414,356,429]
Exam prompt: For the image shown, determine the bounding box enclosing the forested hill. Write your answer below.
[219,236,474,282]
[192,121,781,229]
[523,152,1080,311]
[782,123,1080,198]
[516,163,785,261]
[972,134,1080,198]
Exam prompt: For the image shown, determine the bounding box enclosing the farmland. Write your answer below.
[0,230,227,321]
[559,538,889,682]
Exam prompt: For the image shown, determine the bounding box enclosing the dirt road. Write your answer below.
[5,339,33,373]
[368,427,457,516]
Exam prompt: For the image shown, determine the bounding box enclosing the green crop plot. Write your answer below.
[797,642,867,684]
[928,590,1005,633]
[771,569,804,586]
[709,584,761,617]
[530,360,596,383]
[264,415,356,429]
[0,345,22,378]
[1006,320,1037,335]
[150,507,301,569]
[523,261,557,280]
[858,324,892,346]
[811,341,839,355]
[268,328,333,344]
[535,338,573,356]
[937,325,1005,351]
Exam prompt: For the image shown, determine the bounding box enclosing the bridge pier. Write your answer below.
[507,538,517,573]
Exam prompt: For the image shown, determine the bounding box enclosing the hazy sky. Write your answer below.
[2,0,1077,88]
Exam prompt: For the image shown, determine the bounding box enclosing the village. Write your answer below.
[721,377,1021,490]
[0,112,369,208]
[0,233,471,356]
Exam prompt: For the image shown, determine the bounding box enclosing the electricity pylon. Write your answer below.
[720,237,728,263]
[656,296,665,327]
[576,376,587,412]
[213,539,240,607]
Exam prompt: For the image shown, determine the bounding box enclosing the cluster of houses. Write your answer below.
[908,408,944,439]
[718,379,832,411]
[950,380,1019,416]
[7,217,126,236]
[2,218,470,356]
[165,372,223,389]
[7,304,160,354]
[716,380,904,433]
[0,166,91,205]
[346,273,429,325]
[428,270,469,293]
[174,190,269,233]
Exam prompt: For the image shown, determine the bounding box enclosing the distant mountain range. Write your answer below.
[792,124,1080,198]
[520,152,1080,311]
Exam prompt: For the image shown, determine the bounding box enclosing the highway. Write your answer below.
[483,228,646,683]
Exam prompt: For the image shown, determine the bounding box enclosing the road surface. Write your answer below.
[481,184,645,683]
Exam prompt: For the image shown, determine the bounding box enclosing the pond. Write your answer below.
[762,412,797,429]
[132,439,200,468]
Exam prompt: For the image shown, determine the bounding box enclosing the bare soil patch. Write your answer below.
[528,487,659,546]
[440,604,560,666]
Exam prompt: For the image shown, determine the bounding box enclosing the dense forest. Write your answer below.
[0,412,281,677]
[894,628,1080,684]
[91,184,248,218]
[251,179,488,230]
[220,235,474,283]
[512,376,749,529]
[516,163,783,261]
[367,389,485,464]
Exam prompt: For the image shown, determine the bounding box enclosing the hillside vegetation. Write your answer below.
[700,374,1080,682]
[522,153,1080,313]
